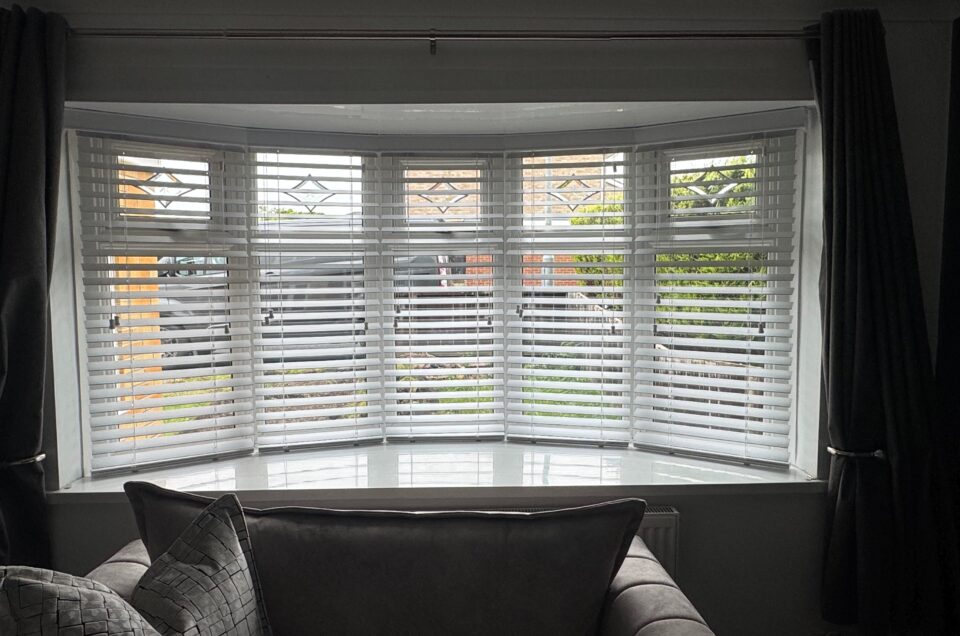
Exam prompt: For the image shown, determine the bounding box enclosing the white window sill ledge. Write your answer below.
[50,441,824,505]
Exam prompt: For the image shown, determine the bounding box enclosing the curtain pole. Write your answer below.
[69,28,815,41]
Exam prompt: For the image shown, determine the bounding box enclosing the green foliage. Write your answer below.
[669,154,756,212]
[393,364,496,415]
[570,202,625,296]
[564,154,769,332]
[659,155,766,330]
[258,206,303,219]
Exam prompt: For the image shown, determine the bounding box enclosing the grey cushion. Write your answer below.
[87,540,152,601]
[125,481,645,636]
[0,565,159,635]
[130,494,270,636]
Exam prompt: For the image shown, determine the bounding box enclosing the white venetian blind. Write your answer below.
[506,151,632,445]
[380,157,505,438]
[76,134,255,472]
[248,150,383,448]
[632,134,798,463]
[73,121,803,472]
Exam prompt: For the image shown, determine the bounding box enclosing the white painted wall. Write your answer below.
[7,1,952,633]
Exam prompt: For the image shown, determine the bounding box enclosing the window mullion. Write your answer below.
[502,154,522,440]
[364,153,388,442]
[233,149,259,452]
[630,149,662,451]
[623,148,636,448]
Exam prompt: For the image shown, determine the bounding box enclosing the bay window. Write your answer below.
[72,114,803,473]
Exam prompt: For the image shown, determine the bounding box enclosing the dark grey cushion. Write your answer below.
[125,482,645,636]
[130,494,270,636]
[0,566,159,635]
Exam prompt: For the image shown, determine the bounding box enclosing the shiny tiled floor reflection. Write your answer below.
[62,441,811,493]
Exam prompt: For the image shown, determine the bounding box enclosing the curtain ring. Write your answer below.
[826,446,885,460]
[0,453,47,469]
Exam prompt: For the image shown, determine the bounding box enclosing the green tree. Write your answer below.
[655,154,768,333]
[558,153,770,347]
[570,201,624,298]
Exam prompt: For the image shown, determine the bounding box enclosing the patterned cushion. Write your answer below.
[130,494,270,636]
[0,566,159,635]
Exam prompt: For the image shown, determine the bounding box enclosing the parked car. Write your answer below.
[154,253,456,366]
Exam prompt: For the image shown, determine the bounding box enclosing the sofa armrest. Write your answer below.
[601,537,714,636]
[86,539,150,601]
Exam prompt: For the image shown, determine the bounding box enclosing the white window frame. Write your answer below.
[55,106,821,479]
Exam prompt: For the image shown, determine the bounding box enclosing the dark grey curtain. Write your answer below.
[941,20,960,440]
[0,5,66,568]
[809,9,960,634]
[938,16,960,622]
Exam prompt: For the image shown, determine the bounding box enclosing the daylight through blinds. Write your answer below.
[74,127,800,471]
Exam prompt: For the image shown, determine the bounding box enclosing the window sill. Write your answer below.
[49,441,824,505]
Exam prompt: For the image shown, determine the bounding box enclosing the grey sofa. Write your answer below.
[88,535,713,636]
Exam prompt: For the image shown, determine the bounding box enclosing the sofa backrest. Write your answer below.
[125,482,644,636]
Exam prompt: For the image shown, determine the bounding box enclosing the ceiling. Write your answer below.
[67,101,812,135]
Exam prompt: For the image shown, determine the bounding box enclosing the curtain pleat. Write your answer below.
[0,4,66,568]
[937,16,960,627]
[810,9,960,633]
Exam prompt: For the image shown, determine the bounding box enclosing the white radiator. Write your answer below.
[638,505,680,581]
